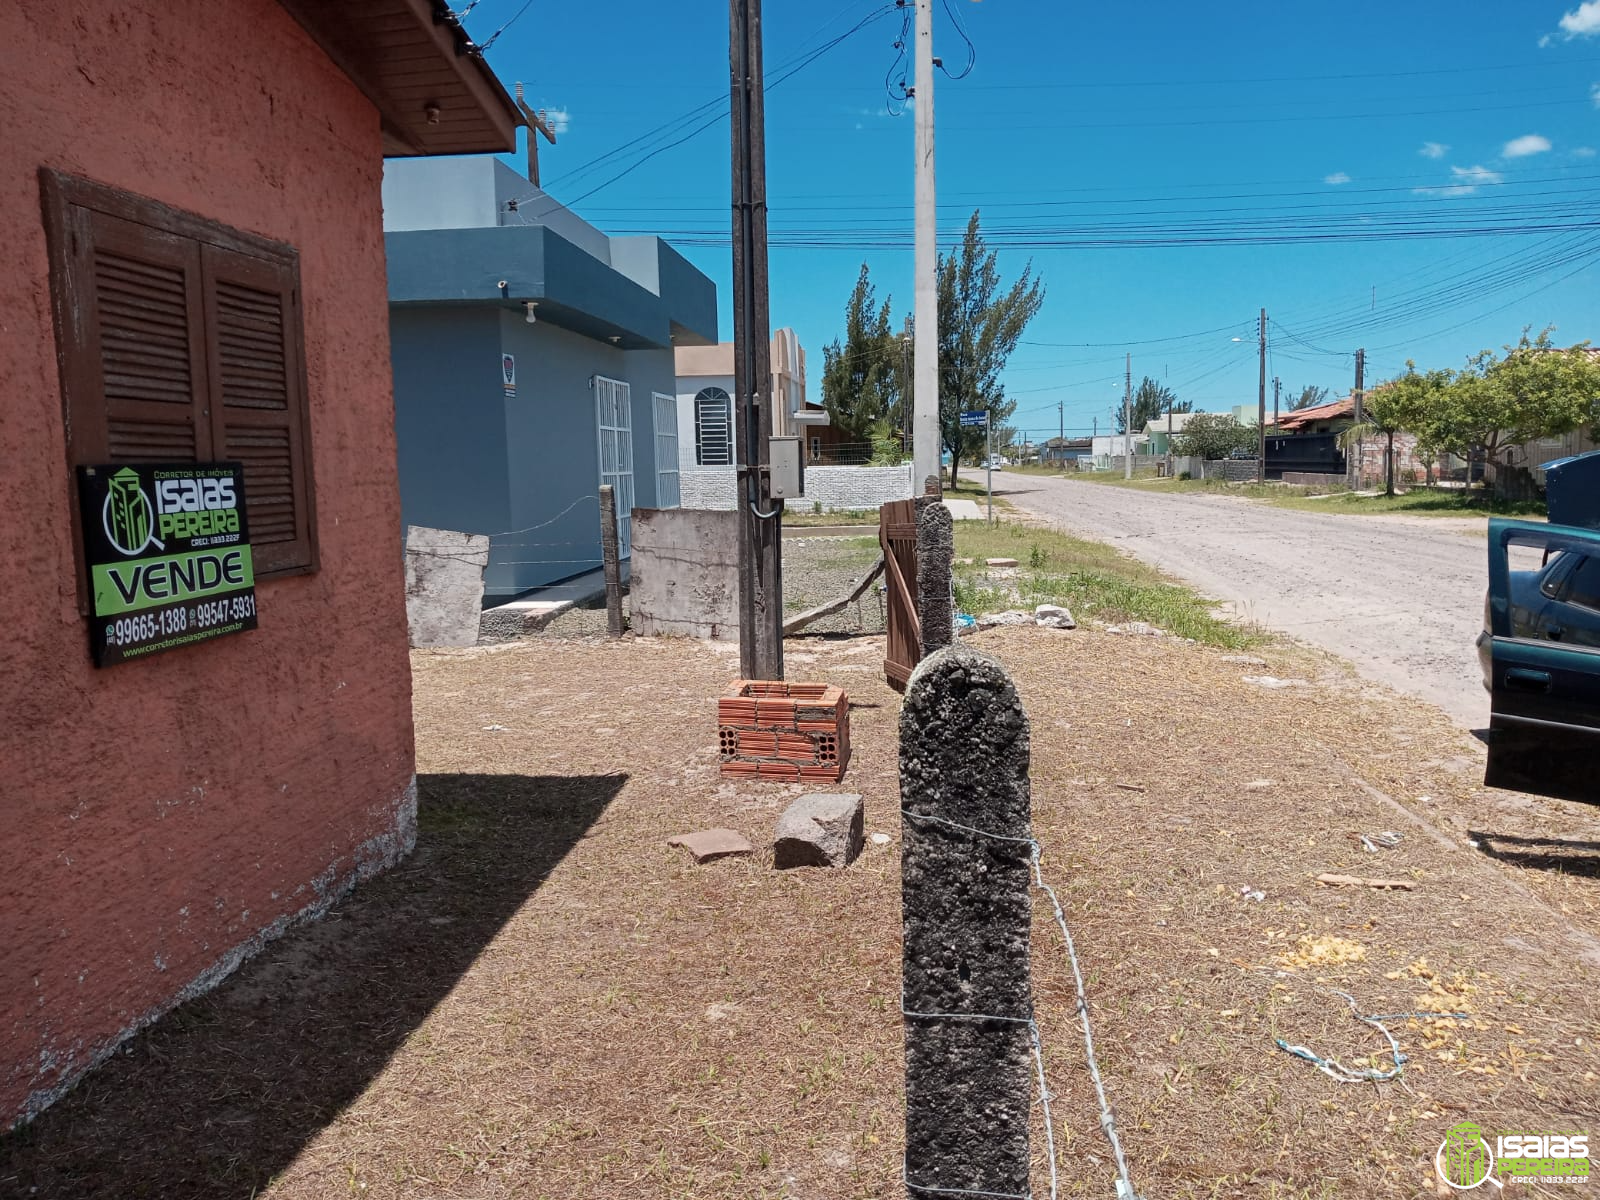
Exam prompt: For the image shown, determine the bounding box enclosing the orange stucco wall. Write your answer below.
[0,1,418,1125]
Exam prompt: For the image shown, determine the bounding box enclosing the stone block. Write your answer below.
[404,525,489,648]
[774,793,864,869]
[667,828,754,863]
[985,557,1019,568]
[1034,603,1076,629]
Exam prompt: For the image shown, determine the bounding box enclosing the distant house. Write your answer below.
[383,157,718,598]
[1041,436,1093,464]
[1276,396,1356,436]
[675,329,835,465]
[4,0,521,1127]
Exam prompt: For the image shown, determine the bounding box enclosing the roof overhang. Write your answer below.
[278,0,522,157]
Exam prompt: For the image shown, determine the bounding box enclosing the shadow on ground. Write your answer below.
[1469,829,1600,880]
[0,772,625,1199]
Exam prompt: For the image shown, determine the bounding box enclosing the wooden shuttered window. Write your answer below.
[42,170,318,583]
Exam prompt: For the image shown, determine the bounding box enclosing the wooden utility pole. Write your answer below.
[1256,308,1267,483]
[1123,353,1133,480]
[911,0,940,490]
[730,0,782,680]
[512,83,559,188]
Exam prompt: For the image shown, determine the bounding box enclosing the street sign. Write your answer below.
[959,410,988,427]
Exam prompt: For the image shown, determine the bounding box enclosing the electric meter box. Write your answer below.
[769,437,803,500]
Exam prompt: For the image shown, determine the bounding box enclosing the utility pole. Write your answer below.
[1058,401,1064,443]
[730,0,781,680]
[1273,376,1281,431]
[1123,353,1133,480]
[1351,347,1366,490]
[911,0,940,491]
[1256,308,1267,484]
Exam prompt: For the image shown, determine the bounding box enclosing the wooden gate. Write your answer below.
[880,499,921,691]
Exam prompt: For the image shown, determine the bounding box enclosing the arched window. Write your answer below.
[694,387,732,466]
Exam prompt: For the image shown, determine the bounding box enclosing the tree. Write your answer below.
[936,211,1046,488]
[1338,364,1449,495]
[1291,384,1331,411]
[820,264,901,445]
[1428,328,1600,489]
[1114,377,1192,434]
[1173,413,1255,460]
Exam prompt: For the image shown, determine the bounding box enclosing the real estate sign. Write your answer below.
[76,462,258,667]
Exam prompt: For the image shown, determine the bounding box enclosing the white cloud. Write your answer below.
[1414,164,1505,197]
[1592,81,1600,106]
[1324,171,1351,185]
[1559,0,1600,36]
[1419,141,1449,159]
[1575,146,1598,157]
[1503,133,1552,157]
[542,106,571,135]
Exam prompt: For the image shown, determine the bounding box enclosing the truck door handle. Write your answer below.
[1504,667,1552,693]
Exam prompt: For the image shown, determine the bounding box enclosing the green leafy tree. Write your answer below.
[1291,384,1331,411]
[1173,413,1255,460]
[1339,363,1450,495]
[936,211,1046,487]
[820,264,901,444]
[1429,328,1600,487]
[1115,377,1191,434]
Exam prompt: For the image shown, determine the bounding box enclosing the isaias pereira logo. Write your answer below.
[103,467,163,557]
[1436,1120,1590,1189]
[1437,1122,1495,1191]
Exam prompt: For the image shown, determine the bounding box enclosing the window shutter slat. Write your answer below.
[202,245,316,576]
[76,210,212,467]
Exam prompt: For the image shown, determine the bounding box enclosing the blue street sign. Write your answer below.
[959,410,988,427]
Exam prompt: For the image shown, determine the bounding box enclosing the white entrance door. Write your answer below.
[653,392,681,508]
[596,376,635,556]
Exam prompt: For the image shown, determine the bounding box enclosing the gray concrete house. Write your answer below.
[383,156,717,598]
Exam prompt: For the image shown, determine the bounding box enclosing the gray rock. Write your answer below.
[773,793,864,869]
[1034,603,1076,629]
[976,610,1032,628]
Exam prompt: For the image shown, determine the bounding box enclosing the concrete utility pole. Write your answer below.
[730,0,782,680]
[911,0,940,491]
[1351,347,1366,490]
[1256,308,1267,483]
[1273,376,1281,431]
[1123,353,1133,480]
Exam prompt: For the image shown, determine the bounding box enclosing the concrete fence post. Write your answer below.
[916,501,953,657]
[599,485,624,639]
[901,645,1033,1197]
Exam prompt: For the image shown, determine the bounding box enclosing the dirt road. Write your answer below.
[1002,474,1491,727]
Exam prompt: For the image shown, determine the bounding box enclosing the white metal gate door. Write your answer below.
[653,392,681,508]
[596,376,635,556]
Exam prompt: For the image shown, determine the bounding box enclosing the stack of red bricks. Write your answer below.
[718,680,851,781]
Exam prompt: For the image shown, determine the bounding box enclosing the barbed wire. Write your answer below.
[901,807,1143,1200]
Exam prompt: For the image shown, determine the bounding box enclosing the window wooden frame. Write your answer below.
[40,169,319,602]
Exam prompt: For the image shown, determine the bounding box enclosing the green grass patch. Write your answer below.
[950,518,1259,649]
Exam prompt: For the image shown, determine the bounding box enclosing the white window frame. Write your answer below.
[694,386,733,466]
[652,392,680,509]
[594,375,635,557]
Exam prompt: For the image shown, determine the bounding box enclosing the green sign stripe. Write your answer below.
[90,545,256,617]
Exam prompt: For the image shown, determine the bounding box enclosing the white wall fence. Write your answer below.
[677,464,914,512]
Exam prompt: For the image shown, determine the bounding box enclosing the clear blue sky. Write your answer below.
[472,0,1600,441]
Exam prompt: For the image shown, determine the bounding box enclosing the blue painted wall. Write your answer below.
[390,307,512,567]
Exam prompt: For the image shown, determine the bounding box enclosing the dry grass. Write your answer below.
[4,629,1599,1199]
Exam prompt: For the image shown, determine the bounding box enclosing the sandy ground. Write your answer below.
[6,627,1599,1199]
[1002,474,1493,728]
